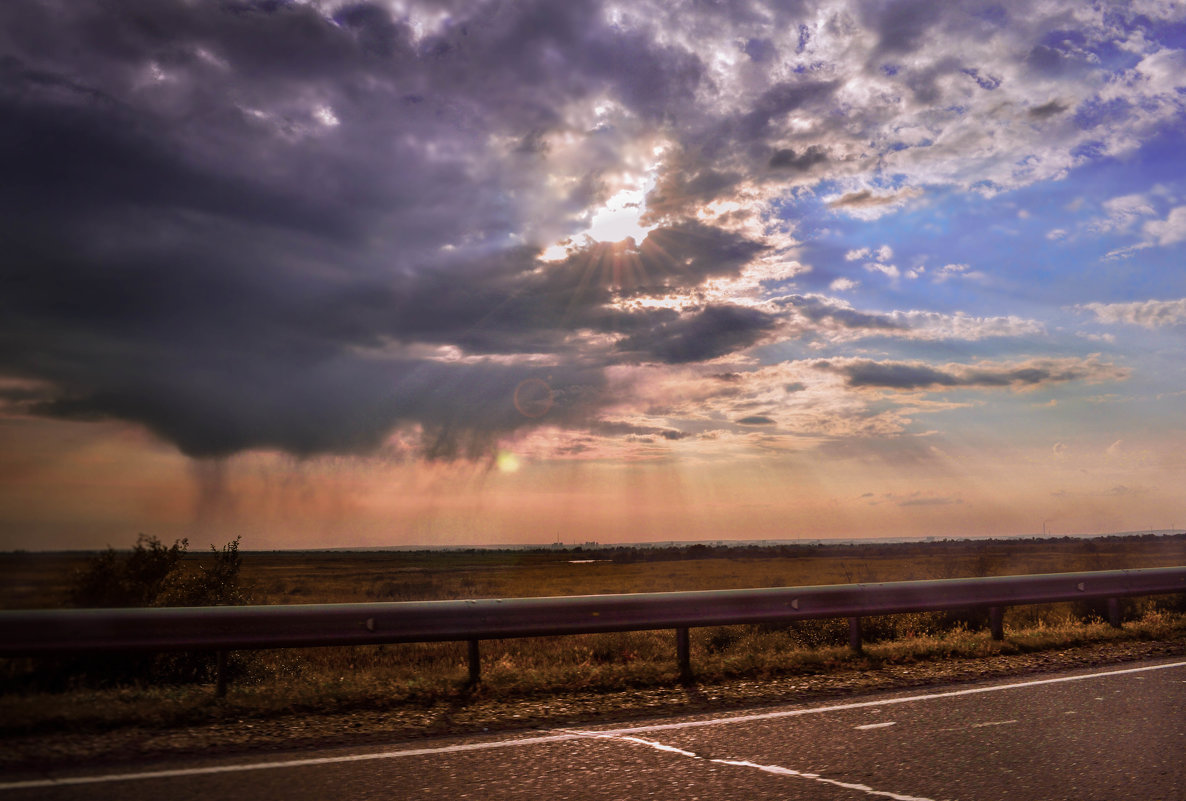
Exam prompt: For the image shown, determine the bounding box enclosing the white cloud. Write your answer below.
[890,311,1043,341]
[933,263,974,283]
[1103,242,1153,260]
[845,247,871,261]
[1144,206,1186,246]
[830,277,859,291]
[313,105,340,127]
[779,295,1044,342]
[864,261,900,279]
[1046,228,1068,240]
[1077,298,1186,328]
[1090,193,1156,234]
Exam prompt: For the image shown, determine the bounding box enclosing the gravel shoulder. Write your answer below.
[3,635,1184,776]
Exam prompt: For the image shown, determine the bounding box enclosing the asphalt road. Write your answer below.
[4,658,1185,801]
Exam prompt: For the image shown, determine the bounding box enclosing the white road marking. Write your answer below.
[572,731,940,801]
[714,759,939,801]
[935,718,1019,733]
[581,659,1186,737]
[3,659,1183,792]
[855,721,898,730]
[0,736,584,791]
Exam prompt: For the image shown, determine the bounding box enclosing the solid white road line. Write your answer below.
[577,658,1186,737]
[0,736,584,791]
[3,658,1183,792]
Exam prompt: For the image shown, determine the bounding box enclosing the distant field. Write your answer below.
[3,533,1186,609]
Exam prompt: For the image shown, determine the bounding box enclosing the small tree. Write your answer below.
[69,534,246,609]
[55,534,251,688]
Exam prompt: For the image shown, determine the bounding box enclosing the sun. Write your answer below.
[496,450,521,473]
[586,187,654,243]
[541,185,658,262]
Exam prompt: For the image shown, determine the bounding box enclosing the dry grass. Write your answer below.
[4,534,1184,610]
[3,606,1184,738]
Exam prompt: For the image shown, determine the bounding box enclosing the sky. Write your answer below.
[2,0,1185,551]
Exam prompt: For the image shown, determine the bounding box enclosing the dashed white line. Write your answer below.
[572,731,940,801]
[855,721,898,730]
[970,720,1017,728]
[3,659,1183,791]
[713,759,939,801]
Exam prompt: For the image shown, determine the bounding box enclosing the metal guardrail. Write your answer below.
[2,567,1184,691]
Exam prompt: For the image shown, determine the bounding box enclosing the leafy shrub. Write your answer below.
[68,534,186,608]
[69,534,247,609]
[24,534,255,690]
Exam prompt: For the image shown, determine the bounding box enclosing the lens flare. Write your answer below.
[514,378,554,418]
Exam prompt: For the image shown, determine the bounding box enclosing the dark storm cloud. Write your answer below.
[865,0,942,58]
[739,80,840,140]
[616,305,781,364]
[0,0,756,459]
[1029,99,1069,119]
[589,420,689,440]
[1025,44,1067,75]
[818,361,958,389]
[318,219,766,357]
[813,358,1127,390]
[644,165,745,221]
[643,78,841,219]
[776,295,909,332]
[0,83,354,240]
[735,415,775,426]
[34,356,606,459]
[768,145,830,172]
[829,189,909,209]
[419,0,705,124]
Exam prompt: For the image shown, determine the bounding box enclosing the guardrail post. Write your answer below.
[1107,597,1121,628]
[467,639,481,685]
[848,617,862,652]
[215,650,228,699]
[989,607,1004,641]
[676,627,691,680]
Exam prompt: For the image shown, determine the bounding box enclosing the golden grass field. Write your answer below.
[1,534,1185,736]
